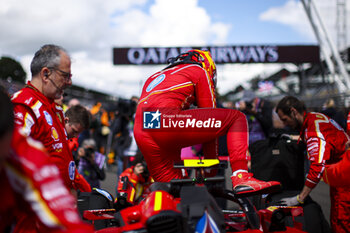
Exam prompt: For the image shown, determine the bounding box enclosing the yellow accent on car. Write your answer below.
[154,191,162,211]
[183,159,219,167]
[129,188,135,202]
[267,206,278,211]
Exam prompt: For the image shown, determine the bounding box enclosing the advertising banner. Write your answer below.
[113,45,320,65]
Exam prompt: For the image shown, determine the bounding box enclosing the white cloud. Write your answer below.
[0,0,147,56]
[71,52,161,98]
[259,0,350,49]
[111,0,231,46]
[8,0,342,98]
[0,0,232,98]
[259,0,314,40]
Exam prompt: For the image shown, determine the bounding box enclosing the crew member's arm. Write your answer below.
[12,104,38,137]
[73,171,92,192]
[8,131,93,232]
[323,150,350,187]
[280,135,328,206]
[193,66,217,158]
[193,66,216,108]
[299,136,328,203]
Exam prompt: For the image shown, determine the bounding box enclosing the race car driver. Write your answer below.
[276,95,350,233]
[11,44,76,190]
[133,49,280,196]
[0,89,93,233]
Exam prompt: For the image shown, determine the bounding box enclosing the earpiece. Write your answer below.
[44,71,49,77]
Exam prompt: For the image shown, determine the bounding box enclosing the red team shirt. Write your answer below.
[12,82,76,189]
[0,129,93,233]
[138,64,216,109]
[300,112,350,232]
[300,112,349,188]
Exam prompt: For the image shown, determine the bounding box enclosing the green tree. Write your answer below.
[0,56,26,84]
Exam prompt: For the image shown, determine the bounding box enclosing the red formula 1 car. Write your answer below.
[81,159,306,233]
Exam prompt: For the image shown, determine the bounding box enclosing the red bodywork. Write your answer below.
[92,191,181,233]
[85,190,306,233]
[84,159,306,233]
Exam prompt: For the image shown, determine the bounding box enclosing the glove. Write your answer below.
[277,195,304,206]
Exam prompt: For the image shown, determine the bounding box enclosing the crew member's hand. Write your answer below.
[278,195,304,206]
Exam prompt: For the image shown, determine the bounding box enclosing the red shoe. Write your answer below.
[231,172,281,197]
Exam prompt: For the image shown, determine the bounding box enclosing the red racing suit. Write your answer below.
[347,111,350,135]
[0,129,93,233]
[300,112,350,233]
[134,64,249,182]
[323,150,350,187]
[116,166,153,205]
[12,82,76,189]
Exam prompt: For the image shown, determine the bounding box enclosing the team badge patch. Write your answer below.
[44,111,53,126]
[68,161,76,180]
[146,74,165,92]
[51,127,59,141]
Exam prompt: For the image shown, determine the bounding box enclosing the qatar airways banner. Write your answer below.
[113,45,320,65]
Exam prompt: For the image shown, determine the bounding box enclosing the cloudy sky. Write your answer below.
[1,0,349,98]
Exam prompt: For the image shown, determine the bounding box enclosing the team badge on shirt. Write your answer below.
[146,74,165,92]
[51,127,59,141]
[44,111,53,126]
[68,161,76,180]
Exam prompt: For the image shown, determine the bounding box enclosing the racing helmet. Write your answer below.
[166,49,217,87]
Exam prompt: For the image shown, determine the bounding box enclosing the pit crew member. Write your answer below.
[0,89,93,233]
[11,44,76,190]
[276,95,350,233]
